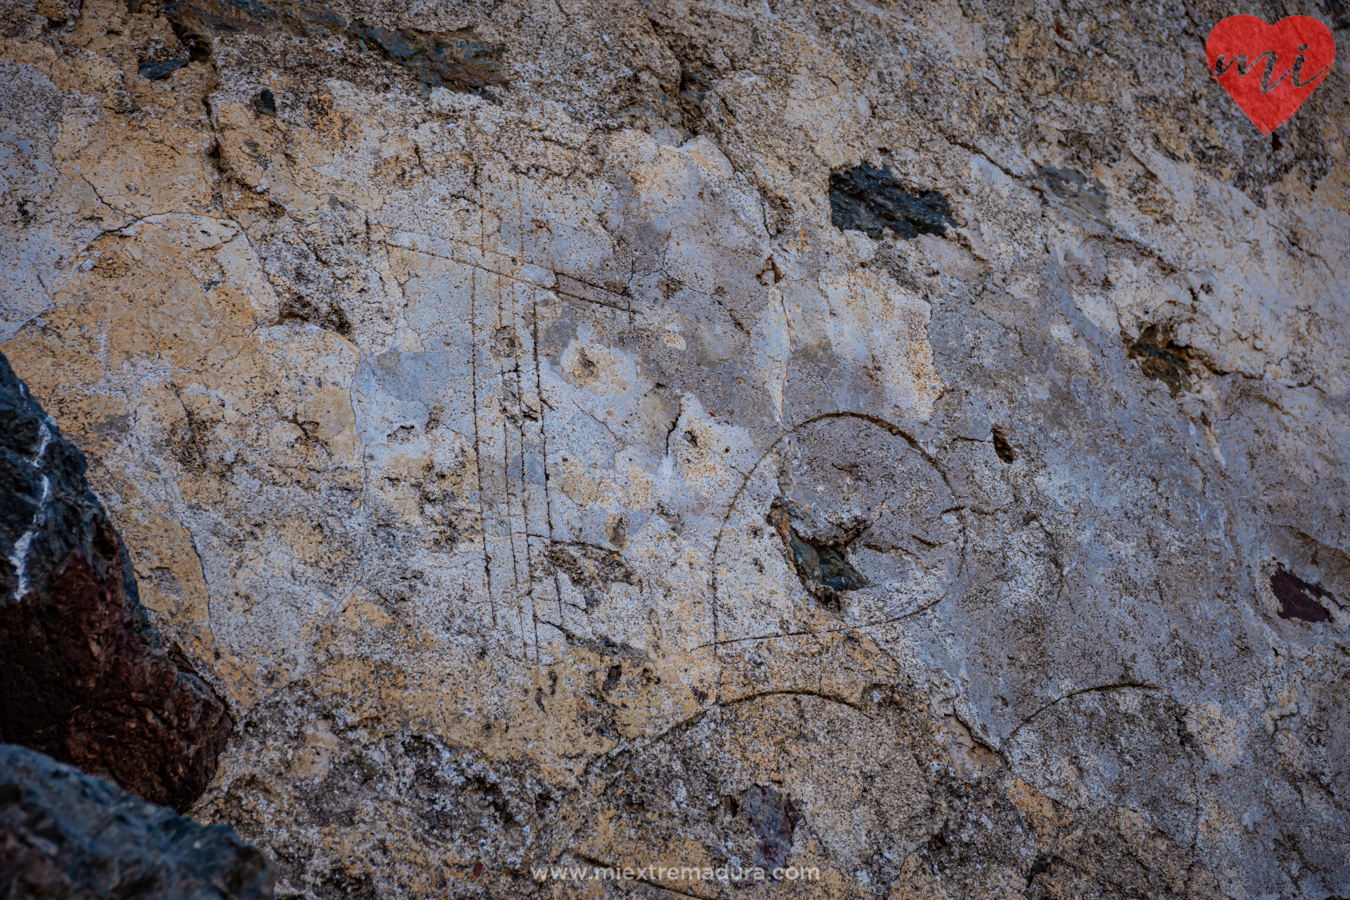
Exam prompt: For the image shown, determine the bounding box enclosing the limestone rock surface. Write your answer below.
[2,0,1350,897]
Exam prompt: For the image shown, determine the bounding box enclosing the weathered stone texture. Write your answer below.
[0,743,275,899]
[1,0,1349,897]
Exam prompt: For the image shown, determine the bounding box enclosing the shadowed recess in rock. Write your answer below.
[828,162,955,240]
[1271,566,1333,622]
[167,0,344,39]
[165,0,506,94]
[1127,325,1193,395]
[352,24,505,95]
[1039,165,1109,224]
[769,502,868,600]
[138,56,190,79]
[992,425,1017,463]
[1027,855,1053,888]
[252,88,276,116]
[739,784,801,871]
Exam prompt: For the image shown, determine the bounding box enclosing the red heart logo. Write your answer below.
[1206,15,1336,134]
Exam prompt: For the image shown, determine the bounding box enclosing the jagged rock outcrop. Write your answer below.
[0,743,275,899]
[1,0,1349,897]
[0,352,232,812]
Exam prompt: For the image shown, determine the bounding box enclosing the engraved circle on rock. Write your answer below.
[776,416,956,565]
[712,414,960,648]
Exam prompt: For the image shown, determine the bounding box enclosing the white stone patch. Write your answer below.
[820,268,943,420]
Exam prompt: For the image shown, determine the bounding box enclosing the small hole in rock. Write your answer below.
[253,89,277,116]
[1027,855,1052,887]
[1270,566,1332,623]
[1127,325,1193,395]
[991,426,1017,463]
[767,501,868,606]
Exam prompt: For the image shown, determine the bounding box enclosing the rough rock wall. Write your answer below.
[1,0,1349,897]
[0,743,276,899]
[0,352,232,812]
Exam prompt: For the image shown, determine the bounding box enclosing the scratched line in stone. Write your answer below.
[384,232,630,314]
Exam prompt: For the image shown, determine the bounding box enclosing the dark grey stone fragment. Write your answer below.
[828,162,954,240]
[0,743,276,899]
[138,57,190,79]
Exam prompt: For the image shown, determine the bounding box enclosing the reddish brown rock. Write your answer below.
[0,351,231,812]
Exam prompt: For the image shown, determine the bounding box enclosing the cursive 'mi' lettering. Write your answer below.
[1214,44,1331,93]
